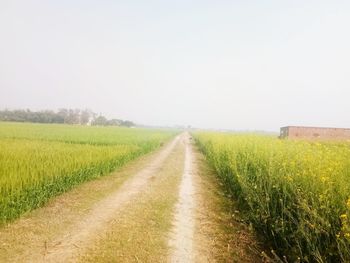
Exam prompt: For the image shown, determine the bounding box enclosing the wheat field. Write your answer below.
[0,122,176,224]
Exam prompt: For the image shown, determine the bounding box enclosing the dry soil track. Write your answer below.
[168,134,196,262]
[0,132,262,263]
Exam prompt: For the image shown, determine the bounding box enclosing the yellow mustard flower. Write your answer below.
[340,214,347,220]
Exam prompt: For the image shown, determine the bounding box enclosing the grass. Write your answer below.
[194,132,350,262]
[0,122,176,224]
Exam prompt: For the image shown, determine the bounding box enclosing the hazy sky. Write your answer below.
[1,1,349,131]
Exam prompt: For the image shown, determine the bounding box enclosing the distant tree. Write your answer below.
[107,119,122,126]
[65,109,80,124]
[120,120,135,127]
[0,109,64,123]
[57,108,69,123]
[0,108,136,127]
[92,115,108,126]
[80,109,92,125]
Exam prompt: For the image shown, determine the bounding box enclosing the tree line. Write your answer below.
[0,109,135,127]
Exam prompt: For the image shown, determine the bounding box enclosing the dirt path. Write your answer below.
[78,134,187,262]
[38,135,180,263]
[0,133,264,263]
[169,133,196,262]
[169,133,263,263]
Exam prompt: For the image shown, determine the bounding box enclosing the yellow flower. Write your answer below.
[340,214,347,220]
[321,176,328,183]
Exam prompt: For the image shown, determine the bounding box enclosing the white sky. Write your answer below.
[0,0,349,131]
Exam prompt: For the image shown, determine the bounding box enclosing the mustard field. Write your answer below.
[194,132,350,262]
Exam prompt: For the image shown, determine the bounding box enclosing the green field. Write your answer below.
[194,132,350,262]
[0,122,176,224]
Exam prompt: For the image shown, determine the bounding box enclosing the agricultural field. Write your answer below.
[0,122,176,224]
[194,132,350,262]
[3,121,350,262]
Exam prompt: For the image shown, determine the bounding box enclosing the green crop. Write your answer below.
[0,122,176,224]
[194,132,350,262]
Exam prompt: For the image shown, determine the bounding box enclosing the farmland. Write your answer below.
[194,132,350,262]
[0,126,262,263]
[2,121,350,262]
[0,122,176,224]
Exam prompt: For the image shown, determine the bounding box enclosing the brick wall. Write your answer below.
[280,126,350,140]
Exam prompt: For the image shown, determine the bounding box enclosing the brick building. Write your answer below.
[280,126,350,140]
